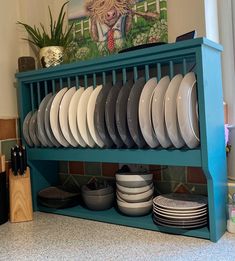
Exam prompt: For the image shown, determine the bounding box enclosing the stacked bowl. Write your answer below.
[82,182,114,211]
[116,173,154,216]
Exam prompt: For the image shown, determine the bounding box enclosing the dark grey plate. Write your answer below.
[44,94,61,147]
[127,77,147,148]
[153,217,208,229]
[116,81,135,148]
[153,213,208,225]
[94,82,114,148]
[105,81,124,148]
[37,93,54,147]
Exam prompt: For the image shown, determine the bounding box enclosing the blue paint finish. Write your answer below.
[16,38,226,242]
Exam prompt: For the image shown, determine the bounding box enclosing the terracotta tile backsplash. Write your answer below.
[0,119,17,140]
[102,163,119,177]
[187,167,207,184]
[69,161,84,175]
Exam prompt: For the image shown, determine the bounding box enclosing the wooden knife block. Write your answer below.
[9,167,33,223]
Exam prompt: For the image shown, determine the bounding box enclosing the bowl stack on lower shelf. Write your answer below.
[115,172,154,216]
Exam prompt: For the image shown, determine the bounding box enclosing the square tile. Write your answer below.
[187,184,208,196]
[0,119,17,140]
[187,167,207,184]
[102,163,119,177]
[149,164,162,181]
[162,166,186,182]
[58,161,69,174]
[154,181,180,194]
[69,161,84,175]
[1,139,17,161]
[84,162,101,176]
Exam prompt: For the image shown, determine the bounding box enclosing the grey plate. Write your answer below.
[29,111,41,147]
[153,218,208,229]
[94,82,114,148]
[116,81,135,148]
[44,94,61,147]
[23,111,34,147]
[105,81,124,148]
[127,77,147,148]
[37,93,54,147]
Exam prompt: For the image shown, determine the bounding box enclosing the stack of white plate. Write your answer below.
[153,193,208,229]
[116,173,154,216]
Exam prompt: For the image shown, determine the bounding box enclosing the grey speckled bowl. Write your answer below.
[81,185,114,196]
[82,193,114,211]
[115,173,153,188]
[117,199,153,216]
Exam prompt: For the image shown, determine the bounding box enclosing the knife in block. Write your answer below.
[9,167,33,222]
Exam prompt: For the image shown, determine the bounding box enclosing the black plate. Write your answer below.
[119,42,167,54]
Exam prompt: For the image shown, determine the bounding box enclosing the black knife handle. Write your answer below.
[13,152,18,176]
[21,146,27,172]
[18,151,24,175]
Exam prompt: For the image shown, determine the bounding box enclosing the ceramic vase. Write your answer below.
[39,46,64,68]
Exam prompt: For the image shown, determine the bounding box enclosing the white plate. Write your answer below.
[139,77,159,148]
[153,205,207,216]
[68,87,86,147]
[153,209,207,219]
[153,193,208,211]
[29,111,40,147]
[23,111,34,147]
[77,86,95,148]
[37,93,54,147]
[177,72,200,148]
[152,76,172,148]
[50,88,70,147]
[44,94,61,147]
[165,74,185,148]
[59,87,78,147]
[87,85,104,148]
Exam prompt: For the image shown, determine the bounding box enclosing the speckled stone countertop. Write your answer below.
[0,212,235,261]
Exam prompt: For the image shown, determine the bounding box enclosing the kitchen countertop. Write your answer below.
[0,212,235,261]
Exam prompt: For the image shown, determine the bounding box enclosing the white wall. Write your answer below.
[0,1,21,118]
[0,0,208,118]
[167,0,206,43]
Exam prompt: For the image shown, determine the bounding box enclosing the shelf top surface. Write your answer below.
[16,37,222,82]
[27,147,202,167]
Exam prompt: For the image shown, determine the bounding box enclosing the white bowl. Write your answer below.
[117,186,154,203]
[115,173,153,188]
[116,182,153,195]
[117,199,153,216]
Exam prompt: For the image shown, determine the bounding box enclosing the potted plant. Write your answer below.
[17,1,74,68]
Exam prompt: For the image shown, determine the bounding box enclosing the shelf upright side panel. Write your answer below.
[196,45,227,242]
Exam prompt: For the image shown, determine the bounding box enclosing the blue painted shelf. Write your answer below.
[27,147,202,166]
[16,38,227,242]
[38,205,210,240]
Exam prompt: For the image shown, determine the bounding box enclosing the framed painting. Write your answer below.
[67,0,167,61]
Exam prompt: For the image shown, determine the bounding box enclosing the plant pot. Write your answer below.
[39,46,64,68]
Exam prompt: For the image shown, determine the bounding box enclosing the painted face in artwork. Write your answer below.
[104,7,121,27]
